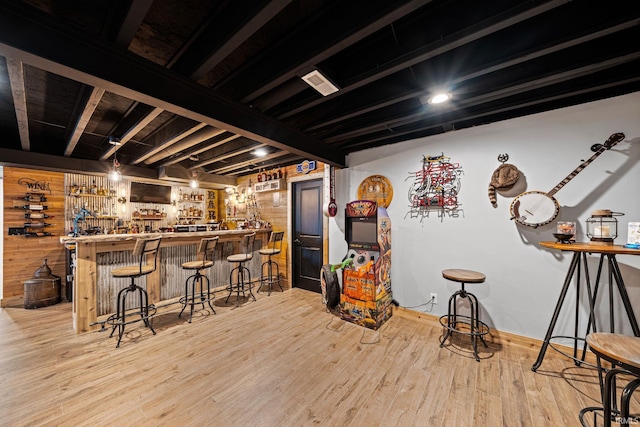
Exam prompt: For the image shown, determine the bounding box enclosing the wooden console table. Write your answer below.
[531,241,640,371]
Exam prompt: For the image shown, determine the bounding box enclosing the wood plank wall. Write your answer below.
[2,167,66,305]
[236,163,326,289]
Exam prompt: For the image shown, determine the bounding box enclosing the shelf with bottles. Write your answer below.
[69,202,120,220]
[68,180,118,197]
[68,192,116,198]
[256,167,285,183]
[176,205,204,218]
[177,188,205,202]
[132,207,167,220]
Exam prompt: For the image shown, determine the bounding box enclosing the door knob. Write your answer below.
[294,239,301,245]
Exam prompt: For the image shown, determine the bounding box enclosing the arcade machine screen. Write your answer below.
[347,217,378,250]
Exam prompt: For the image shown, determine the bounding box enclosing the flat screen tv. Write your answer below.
[129,182,172,204]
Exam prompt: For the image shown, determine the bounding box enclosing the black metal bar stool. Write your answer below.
[179,236,218,323]
[439,268,490,361]
[579,333,640,427]
[257,231,284,295]
[106,236,161,348]
[225,232,256,306]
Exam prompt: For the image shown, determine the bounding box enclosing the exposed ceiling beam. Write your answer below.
[0,2,346,167]
[277,0,568,120]
[157,166,236,188]
[185,0,293,81]
[115,0,154,48]
[100,106,163,160]
[65,87,105,156]
[132,122,207,164]
[5,58,29,151]
[147,127,227,165]
[65,1,152,158]
[192,143,267,169]
[208,151,289,175]
[0,147,157,179]
[331,51,640,145]
[160,134,243,167]
[239,0,434,103]
[304,18,640,134]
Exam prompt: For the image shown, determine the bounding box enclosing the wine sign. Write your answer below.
[18,177,51,194]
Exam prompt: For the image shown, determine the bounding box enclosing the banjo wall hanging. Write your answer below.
[509,132,625,228]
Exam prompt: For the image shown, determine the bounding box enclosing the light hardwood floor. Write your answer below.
[0,288,634,426]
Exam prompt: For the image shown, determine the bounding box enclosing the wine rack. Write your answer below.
[19,193,53,237]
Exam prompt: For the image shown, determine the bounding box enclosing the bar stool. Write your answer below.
[439,268,490,361]
[579,333,640,427]
[225,232,256,306]
[179,237,218,323]
[106,236,161,348]
[257,231,284,295]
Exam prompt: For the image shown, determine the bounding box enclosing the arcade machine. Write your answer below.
[340,200,392,330]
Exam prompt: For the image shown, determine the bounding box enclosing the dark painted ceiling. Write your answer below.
[0,0,639,185]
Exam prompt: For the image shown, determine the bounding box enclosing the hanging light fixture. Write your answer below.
[108,154,121,181]
[108,136,122,182]
[189,170,199,189]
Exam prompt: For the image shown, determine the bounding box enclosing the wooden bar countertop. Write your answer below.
[60,228,270,246]
[61,229,271,333]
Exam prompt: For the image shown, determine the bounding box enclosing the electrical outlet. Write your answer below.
[430,293,438,304]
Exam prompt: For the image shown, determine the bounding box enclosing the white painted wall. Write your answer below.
[329,92,640,341]
[0,166,3,300]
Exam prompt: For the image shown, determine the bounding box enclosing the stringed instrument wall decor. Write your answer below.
[509,132,626,228]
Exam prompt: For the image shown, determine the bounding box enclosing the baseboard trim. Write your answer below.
[392,305,598,364]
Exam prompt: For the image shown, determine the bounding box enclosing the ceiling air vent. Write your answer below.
[301,70,339,96]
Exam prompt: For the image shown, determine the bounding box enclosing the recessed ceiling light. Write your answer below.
[428,93,452,104]
[254,148,267,157]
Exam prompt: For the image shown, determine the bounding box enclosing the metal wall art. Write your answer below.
[406,153,464,222]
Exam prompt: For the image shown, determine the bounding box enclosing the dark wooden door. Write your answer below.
[292,179,323,293]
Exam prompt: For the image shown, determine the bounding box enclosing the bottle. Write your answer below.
[257,170,263,182]
[25,212,50,219]
[24,222,52,228]
[17,204,47,210]
[91,180,97,195]
[22,194,46,202]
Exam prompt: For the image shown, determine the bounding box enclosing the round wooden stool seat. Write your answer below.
[442,269,486,283]
[440,268,488,361]
[587,333,640,370]
[580,333,640,427]
[182,260,214,270]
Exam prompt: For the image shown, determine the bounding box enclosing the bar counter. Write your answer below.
[60,229,270,333]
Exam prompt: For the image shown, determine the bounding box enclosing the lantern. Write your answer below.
[586,210,623,245]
